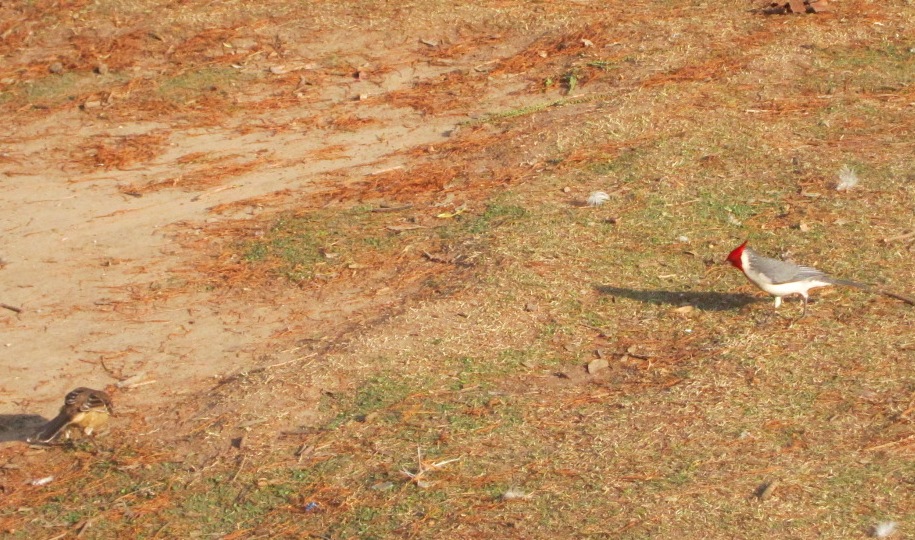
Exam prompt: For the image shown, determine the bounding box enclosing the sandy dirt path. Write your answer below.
[0,20,535,441]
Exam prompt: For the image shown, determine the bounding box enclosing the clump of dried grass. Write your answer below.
[119,155,271,194]
[75,131,169,171]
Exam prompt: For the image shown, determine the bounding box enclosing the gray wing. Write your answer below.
[748,251,829,284]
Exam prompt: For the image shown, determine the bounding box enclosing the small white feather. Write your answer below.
[871,521,897,538]
[836,164,859,191]
[587,191,611,207]
[29,476,54,486]
[501,487,532,500]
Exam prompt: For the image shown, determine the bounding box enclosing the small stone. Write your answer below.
[587,358,609,374]
[95,63,109,75]
[562,186,571,193]
[49,62,64,74]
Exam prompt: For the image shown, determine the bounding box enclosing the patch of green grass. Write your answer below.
[587,146,645,179]
[462,92,617,127]
[157,67,247,102]
[587,60,619,71]
[797,42,914,96]
[466,202,528,234]
[169,475,285,535]
[12,69,131,108]
[435,199,528,241]
[693,191,765,225]
[823,43,914,83]
[242,207,398,283]
[23,73,83,105]
[322,372,420,430]
[561,68,580,94]
[352,374,415,415]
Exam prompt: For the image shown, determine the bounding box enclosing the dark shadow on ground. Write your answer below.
[0,413,48,443]
[595,285,762,311]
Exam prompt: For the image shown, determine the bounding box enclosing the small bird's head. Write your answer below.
[726,241,748,270]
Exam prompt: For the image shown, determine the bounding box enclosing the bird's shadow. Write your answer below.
[0,413,49,443]
[594,284,762,311]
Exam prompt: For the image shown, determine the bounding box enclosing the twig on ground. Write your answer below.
[1,303,22,314]
[875,288,915,306]
[882,230,915,243]
[863,434,915,452]
[231,455,247,483]
[265,353,317,370]
[401,447,462,485]
[369,165,404,176]
[371,204,413,213]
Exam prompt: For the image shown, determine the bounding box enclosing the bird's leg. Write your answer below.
[784,295,809,328]
[86,433,102,453]
[774,297,782,308]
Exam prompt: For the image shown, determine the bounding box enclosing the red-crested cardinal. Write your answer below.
[726,241,915,316]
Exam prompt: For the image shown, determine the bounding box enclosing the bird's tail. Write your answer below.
[828,278,915,306]
[28,413,70,443]
[875,288,915,306]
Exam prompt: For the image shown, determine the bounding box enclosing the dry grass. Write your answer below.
[119,155,273,194]
[2,0,915,538]
[72,131,170,171]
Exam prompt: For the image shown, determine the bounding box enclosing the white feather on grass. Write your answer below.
[871,521,896,538]
[30,476,54,486]
[587,191,611,207]
[501,487,533,501]
[836,164,859,191]
[870,521,897,538]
